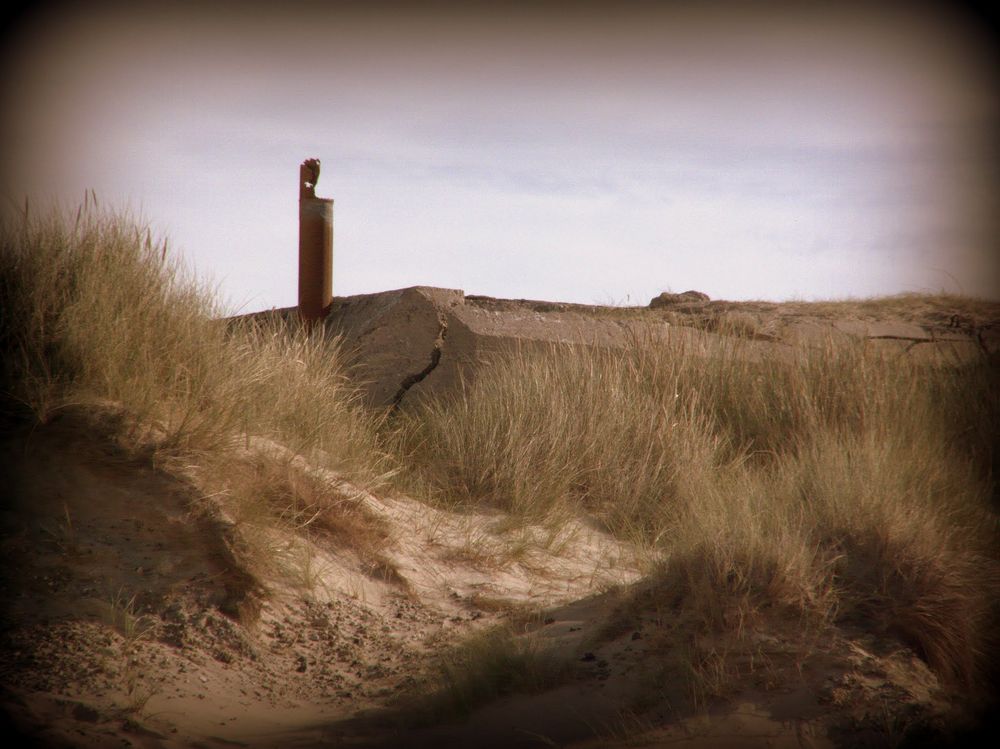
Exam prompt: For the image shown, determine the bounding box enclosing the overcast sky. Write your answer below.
[2,1,997,312]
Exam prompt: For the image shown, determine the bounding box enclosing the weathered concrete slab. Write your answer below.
[324,287,708,407]
[421,302,781,406]
[832,320,933,340]
[322,287,462,407]
[905,339,985,366]
[780,318,992,361]
[317,287,775,408]
[236,287,993,410]
[781,320,855,346]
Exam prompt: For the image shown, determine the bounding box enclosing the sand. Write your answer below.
[3,295,998,747]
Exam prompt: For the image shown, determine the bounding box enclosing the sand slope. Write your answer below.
[2,409,989,748]
[3,294,999,747]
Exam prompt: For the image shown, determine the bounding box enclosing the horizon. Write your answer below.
[2,1,998,312]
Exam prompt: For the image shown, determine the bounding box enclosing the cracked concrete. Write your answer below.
[238,287,998,410]
[389,306,448,409]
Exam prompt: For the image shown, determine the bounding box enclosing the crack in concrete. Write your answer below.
[390,309,449,410]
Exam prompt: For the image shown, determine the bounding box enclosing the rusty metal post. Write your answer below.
[298,158,333,324]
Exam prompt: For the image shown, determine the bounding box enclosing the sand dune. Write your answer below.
[2,291,999,748]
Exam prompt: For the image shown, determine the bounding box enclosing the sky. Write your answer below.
[1,1,998,312]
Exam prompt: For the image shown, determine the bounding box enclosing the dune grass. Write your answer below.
[399,624,571,726]
[390,338,723,541]
[770,291,1000,324]
[3,199,998,696]
[0,201,392,582]
[391,329,1000,689]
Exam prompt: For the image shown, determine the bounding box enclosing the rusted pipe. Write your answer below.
[298,158,333,324]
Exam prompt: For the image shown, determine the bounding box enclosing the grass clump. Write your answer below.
[704,310,764,339]
[104,589,161,716]
[0,200,391,582]
[391,338,722,541]
[216,452,396,587]
[0,200,385,470]
[391,326,1000,689]
[403,625,570,725]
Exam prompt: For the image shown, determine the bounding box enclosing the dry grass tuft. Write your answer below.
[0,202,392,584]
[390,326,1000,690]
[401,624,571,725]
[704,310,764,339]
[391,337,723,544]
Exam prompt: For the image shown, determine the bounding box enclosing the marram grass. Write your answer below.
[3,201,997,691]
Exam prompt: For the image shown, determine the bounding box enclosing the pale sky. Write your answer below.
[2,1,997,312]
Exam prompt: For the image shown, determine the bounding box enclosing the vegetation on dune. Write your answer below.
[400,624,570,725]
[0,201,393,581]
[2,201,998,700]
[770,291,1000,323]
[393,326,1000,689]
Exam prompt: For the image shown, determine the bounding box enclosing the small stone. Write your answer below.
[649,290,710,308]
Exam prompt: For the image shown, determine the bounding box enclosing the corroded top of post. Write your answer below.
[299,158,321,200]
